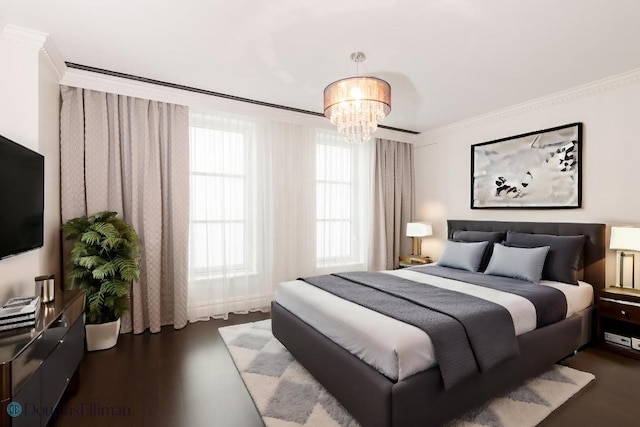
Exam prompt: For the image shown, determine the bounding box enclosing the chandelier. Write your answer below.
[323,52,391,144]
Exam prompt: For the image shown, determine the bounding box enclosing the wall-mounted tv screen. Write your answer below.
[0,134,44,259]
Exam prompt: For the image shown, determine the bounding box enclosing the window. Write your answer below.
[186,111,372,320]
[189,119,255,279]
[316,130,360,267]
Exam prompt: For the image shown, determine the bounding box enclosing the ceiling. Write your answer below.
[1,0,640,133]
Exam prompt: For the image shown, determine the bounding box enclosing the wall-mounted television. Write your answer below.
[0,134,44,259]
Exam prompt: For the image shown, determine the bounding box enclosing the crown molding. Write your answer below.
[0,24,66,80]
[61,67,417,144]
[417,67,640,144]
[41,34,66,80]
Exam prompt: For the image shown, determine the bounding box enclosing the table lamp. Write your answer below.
[400,222,433,264]
[609,226,640,288]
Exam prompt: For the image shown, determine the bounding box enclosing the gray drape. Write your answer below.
[60,86,189,334]
[369,138,414,270]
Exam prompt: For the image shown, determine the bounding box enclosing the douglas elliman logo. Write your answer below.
[7,401,132,418]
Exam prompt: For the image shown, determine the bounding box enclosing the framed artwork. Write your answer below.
[471,123,582,209]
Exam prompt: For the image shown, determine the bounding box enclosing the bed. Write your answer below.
[271,220,606,427]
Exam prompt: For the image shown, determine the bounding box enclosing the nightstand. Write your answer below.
[398,258,432,269]
[598,286,640,360]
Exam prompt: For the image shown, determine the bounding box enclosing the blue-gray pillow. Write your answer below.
[484,243,550,283]
[437,240,489,272]
[451,230,506,271]
[505,232,585,285]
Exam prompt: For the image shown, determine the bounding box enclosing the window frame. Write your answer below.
[188,121,257,280]
[315,131,361,267]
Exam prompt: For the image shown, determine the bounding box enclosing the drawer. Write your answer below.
[599,299,640,325]
[11,368,41,427]
[41,316,85,416]
[11,314,69,393]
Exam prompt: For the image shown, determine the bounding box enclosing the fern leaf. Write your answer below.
[114,257,140,281]
[78,255,104,270]
[92,221,118,240]
[80,230,103,246]
[62,216,90,240]
[70,241,90,259]
[92,261,117,280]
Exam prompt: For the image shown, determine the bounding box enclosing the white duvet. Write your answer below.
[274,268,593,381]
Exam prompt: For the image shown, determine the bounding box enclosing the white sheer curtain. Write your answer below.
[187,110,372,321]
[188,111,270,319]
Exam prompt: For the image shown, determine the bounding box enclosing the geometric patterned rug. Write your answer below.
[219,320,595,427]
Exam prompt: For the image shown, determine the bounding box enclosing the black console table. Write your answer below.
[0,290,85,426]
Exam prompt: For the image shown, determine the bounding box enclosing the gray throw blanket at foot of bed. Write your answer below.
[301,272,519,389]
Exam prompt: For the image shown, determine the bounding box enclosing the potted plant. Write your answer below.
[63,211,140,351]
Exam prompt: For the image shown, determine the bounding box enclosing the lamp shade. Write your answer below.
[406,222,433,238]
[610,226,640,251]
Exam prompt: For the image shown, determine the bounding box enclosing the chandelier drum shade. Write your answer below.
[323,52,391,144]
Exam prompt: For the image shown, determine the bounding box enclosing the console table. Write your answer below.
[0,290,85,426]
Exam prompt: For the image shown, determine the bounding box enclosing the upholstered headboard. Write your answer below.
[447,220,606,292]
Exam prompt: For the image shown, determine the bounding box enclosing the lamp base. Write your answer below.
[617,251,635,288]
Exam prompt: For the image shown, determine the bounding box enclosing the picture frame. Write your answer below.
[471,123,582,209]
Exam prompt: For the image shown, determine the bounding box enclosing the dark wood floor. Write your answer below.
[52,314,640,427]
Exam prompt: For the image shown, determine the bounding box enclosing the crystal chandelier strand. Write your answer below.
[327,99,387,143]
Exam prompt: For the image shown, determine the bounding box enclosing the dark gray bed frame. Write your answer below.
[272,220,606,427]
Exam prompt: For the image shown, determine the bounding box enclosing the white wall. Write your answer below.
[38,48,63,283]
[0,26,62,301]
[414,69,640,285]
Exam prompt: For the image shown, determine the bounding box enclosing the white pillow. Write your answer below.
[437,240,489,272]
[484,243,550,283]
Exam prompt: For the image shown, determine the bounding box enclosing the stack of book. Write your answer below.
[0,296,41,331]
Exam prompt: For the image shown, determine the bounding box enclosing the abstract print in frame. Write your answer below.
[471,123,582,209]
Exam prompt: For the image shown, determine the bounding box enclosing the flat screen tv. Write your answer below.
[0,134,44,259]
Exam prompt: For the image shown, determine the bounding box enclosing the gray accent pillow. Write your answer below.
[505,232,586,285]
[451,230,506,271]
[437,240,489,272]
[484,243,550,283]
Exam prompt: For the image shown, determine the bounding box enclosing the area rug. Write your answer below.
[219,320,594,427]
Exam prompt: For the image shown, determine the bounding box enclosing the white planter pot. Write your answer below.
[85,318,121,351]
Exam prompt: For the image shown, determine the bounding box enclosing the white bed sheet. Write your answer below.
[274,269,593,381]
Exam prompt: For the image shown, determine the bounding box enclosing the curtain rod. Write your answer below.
[65,63,420,135]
